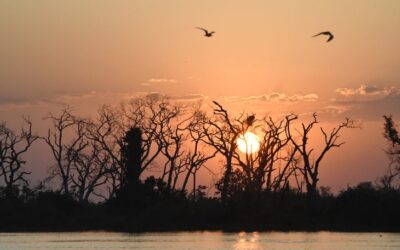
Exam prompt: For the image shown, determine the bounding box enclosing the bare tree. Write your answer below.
[157,105,187,191]
[203,101,244,201]
[232,115,298,193]
[122,96,183,191]
[0,118,38,196]
[86,105,125,197]
[203,102,299,198]
[42,107,87,196]
[87,96,182,196]
[69,139,114,202]
[271,145,299,192]
[288,113,356,195]
[181,111,217,196]
[43,107,117,201]
[203,101,299,195]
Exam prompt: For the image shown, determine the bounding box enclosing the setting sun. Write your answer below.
[237,132,260,154]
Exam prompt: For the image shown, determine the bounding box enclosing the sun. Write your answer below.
[237,132,260,154]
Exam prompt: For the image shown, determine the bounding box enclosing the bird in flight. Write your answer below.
[312,31,334,42]
[196,27,215,37]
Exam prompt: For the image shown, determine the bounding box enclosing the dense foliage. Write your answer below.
[0,181,399,232]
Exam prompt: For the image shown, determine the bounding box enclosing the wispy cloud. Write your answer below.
[141,78,178,86]
[319,105,351,115]
[0,91,143,110]
[2,87,399,122]
[335,84,400,97]
[124,92,208,104]
[148,78,178,83]
[0,91,208,111]
[331,84,400,120]
[224,92,319,103]
[167,94,207,101]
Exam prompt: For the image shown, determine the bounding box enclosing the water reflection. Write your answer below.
[0,231,399,250]
[234,232,262,250]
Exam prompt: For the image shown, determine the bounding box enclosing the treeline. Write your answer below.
[0,95,399,231]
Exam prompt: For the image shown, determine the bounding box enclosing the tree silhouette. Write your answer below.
[43,107,87,196]
[381,115,400,188]
[383,115,400,145]
[203,101,243,202]
[158,110,189,192]
[69,138,112,202]
[1,98,399,232]
[43,107,112,202]
[233,114,298,193]
[181,111,217,196]
[121,127,142,189]
[0,118,37,197]
[288,114,356,196]
[88,96,181,196]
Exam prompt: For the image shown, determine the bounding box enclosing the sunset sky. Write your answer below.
[1,0,400,192]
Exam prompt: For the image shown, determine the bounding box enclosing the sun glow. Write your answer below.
[237,132,260,154]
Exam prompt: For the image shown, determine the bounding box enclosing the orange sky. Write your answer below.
[1,0,400,191]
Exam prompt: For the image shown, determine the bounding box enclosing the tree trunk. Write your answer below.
[221,157,232,202]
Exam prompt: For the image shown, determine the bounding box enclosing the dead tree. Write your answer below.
[0,118,37,196]
[158,107,187,191]
[288,113,356,196]
[203,101,244,201]
[123,97,171,177]
[86,105,125,198]
[232,114,298,193]
[88,96,181,196]
[181,111,217,197]
[69,139,113,202]
[43,107,87,196]
[279,150,304,192]
[271,145,299,192]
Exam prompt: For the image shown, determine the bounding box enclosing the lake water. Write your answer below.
[0,231,399,250]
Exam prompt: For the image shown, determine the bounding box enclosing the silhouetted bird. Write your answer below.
[312,31,334,42]
[246,115,255,126]
[196,27,215,37]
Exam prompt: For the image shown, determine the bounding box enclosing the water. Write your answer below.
[0,231,399,250]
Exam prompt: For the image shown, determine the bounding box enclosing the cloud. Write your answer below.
[0,91,145,110]
[0,90,208,111]
[335,84,400,97]
[0,100,47,111]
[319,105,351,115]
[218,88,399,122]
[331,85,400,121]
[225,92,319,103]
[148,78,178,83]
[0,94,58,110]
[167,94,207,101]
[2,86,398,123]
[141,78,178,86]
[142,92,207,102]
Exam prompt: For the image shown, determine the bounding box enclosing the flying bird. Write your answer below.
[312,31,334,42]
[196,27,215,37]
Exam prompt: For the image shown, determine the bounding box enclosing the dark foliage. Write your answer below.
[0,180,399,232]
